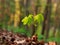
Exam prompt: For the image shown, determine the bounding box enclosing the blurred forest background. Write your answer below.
[0,0,60,42]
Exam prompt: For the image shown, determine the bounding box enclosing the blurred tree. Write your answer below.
[14,0,21,27]
[30,0,37,35]
[8,0,15,25]
[55,0,60,38]
[52,0,57,37]
[23,0,30,35]
[41,0,52,39]
[0,0,5,26]
[39,0,46,13]
[30,0,36,15]
[0,0,2,24]
[24,0,29,16]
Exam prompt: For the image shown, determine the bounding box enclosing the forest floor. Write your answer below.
[0,28,56,45]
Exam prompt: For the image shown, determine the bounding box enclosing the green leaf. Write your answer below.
[27,14,33,25]
[34,15,39,21]
[22,14,33,26]
[34,14,44,24]
[22,14,44,26]
[22,16,28,25]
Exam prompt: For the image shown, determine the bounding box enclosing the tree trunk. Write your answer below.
[14,0,21,27]
[8,14,14,25]
[1,0,5,26]
[30,0,37,35]
[24,0,29,16]
[41,0,52,39]
[52,0,57,37]
[0,0,2,24]
[55,0,60,42]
